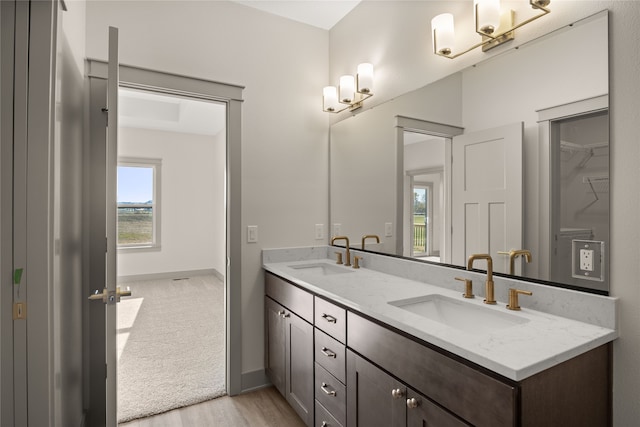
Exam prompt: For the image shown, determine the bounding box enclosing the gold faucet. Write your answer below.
[467,254,496,304]
[361,234,380,249]
[331,236,351,266]
[497,249,532,275]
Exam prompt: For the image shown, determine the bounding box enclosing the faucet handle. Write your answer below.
[454,277,474,299]
[507,288,533,311]
[334,251,343,265]
[353,255,362,269]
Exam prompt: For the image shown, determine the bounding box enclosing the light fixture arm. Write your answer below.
[433,0,551,59]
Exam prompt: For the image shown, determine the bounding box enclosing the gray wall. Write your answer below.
[53,1,87,425]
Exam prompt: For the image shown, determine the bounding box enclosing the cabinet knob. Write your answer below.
[391,388,404,399]
[406,397,420,409]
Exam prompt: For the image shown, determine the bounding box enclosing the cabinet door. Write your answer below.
[406,388,471,427]
[347,350,406,427]
[265,297,286,396]
[286,310,314,427]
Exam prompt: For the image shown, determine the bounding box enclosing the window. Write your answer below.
[117,158,161,249]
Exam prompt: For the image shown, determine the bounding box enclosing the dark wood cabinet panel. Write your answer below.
[347,312,516,427]
[346,350,406,427]
[406,388,471,427]
[265,297,286,396]
[316,363,347,426]
[266,272,314,323]
[315,296,347,343]
[286,312,314,426]
[315,329,346,384]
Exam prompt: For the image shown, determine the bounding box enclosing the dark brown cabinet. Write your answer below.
[265,271,612,427]
[265,273,314,427]
[346,350,469,427]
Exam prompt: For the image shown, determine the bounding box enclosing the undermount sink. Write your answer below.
[288,262,354,275]
[388,294,529,334]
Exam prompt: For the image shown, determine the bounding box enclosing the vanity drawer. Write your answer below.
[265,272,313,323]
[315,400,344,427]
[315,329,346,384]
[315,363,346,426]
[347,312,516,427]
[314,297,346,343]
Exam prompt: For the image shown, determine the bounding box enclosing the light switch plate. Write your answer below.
[315,224,324,240]
[385,222,393,237]
[247,225,258,243]
[572,240,604,281]
[333,223,341,237]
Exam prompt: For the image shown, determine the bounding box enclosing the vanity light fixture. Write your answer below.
[431,0,551,59]
[323,63,374,113]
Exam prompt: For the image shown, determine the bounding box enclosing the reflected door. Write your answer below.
[452,122,523,274]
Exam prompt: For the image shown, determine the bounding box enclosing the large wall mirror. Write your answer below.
[330,10,609,293]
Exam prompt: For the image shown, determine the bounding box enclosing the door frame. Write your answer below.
[536,94,608,283]
[84,60,244,423]
[395,116,463,261]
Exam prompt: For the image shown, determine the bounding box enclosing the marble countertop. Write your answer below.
[263,247,618,381]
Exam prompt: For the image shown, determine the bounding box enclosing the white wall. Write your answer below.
[117,126,224,278]
[85,0,329,378]
[331,2,640,425]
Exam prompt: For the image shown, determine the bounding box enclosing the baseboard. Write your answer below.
[240,369,270,394]
[118,268,224,283]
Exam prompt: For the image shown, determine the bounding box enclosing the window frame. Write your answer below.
[117,157,162,251]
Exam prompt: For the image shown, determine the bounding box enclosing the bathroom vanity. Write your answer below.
[263,246,617,427]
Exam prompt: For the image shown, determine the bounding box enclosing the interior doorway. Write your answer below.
[114,88,227,423]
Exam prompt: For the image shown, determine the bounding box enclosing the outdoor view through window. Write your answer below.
[117,164,156,247]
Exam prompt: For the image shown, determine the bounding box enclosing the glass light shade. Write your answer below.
[323,86,338,112]
[357,63,374,94]
[431,13,455,55]
[475,0,501,35]
[339,75,355,103]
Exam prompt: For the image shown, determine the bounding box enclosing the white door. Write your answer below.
[452,122,523,274]
[87,26,122,427]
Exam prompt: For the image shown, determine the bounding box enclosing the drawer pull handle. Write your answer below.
[322,313,337,323]
[406,397,420,409]
[321,347,337,358]
[321,382,337,396]
[391,388,404,399]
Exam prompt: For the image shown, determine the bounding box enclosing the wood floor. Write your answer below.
[118,386,306,427]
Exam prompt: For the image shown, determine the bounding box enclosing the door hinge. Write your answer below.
[13,302,26,320]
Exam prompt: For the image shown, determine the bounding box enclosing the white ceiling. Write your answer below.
[231,0,361,30]
[119,88,226,136]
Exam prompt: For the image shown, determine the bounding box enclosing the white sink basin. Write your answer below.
[388,294,528,334]
[288,263,354,275]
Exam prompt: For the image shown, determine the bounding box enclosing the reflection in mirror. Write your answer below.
[403,132,448,263]
[329,11,609,293]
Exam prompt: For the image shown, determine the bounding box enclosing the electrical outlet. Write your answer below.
[572,240,605,282]
[315,224,324,240]
[385,222,393,237]
[580,249,594,271]
[247,225,258,243]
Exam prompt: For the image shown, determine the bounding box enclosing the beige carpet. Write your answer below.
[116,275,226,423]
